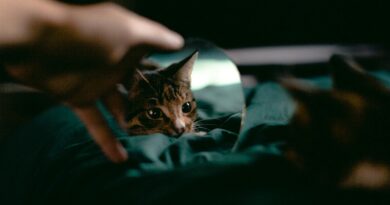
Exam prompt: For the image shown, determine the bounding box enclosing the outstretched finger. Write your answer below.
[129,13,184,51]
[103,86,127,130]
[71,104,128,163]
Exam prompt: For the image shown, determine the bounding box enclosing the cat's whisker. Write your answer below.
[194,120,216,124]
[194,125,209,128]
[194,122,218,126]
[193,125,212,132]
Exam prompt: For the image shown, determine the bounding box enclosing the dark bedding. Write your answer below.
[1,72,390,204]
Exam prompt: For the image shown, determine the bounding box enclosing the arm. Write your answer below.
[0,0,183,163]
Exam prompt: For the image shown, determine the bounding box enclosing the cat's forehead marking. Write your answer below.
[162,84,176,101]
[160,82,188,102]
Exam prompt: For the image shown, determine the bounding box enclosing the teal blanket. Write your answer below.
[1,73,390,204]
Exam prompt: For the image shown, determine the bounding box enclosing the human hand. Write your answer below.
[1,1,183,163]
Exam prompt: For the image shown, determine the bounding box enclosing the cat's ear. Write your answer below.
[281,79,330,128]
[330,55,388,94]
[163,51,198,82]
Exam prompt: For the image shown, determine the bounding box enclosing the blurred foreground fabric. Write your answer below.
[1,73,390,204]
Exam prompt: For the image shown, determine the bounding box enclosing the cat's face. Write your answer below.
[125,52,198,137]
[284,55,390,187]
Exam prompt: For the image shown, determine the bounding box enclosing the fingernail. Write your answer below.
[166,32,184,49]
[116,142,128,162]
[105,141,128,163]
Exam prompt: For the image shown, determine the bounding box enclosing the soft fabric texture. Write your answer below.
[1,73,390,204]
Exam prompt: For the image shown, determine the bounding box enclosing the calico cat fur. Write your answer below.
[284,55,390,189]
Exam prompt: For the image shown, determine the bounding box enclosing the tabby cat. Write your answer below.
[125,52,198,137]
[284,55,390,189]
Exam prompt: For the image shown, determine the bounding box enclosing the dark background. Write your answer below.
[135,0,389,48]
[63,0,389,48]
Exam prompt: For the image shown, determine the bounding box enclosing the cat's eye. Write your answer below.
[146,108,162,119]
[182,102,192,113]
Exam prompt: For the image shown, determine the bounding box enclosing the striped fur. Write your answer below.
[126,52,198,137]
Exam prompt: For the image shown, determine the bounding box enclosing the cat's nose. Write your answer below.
[173,120,186,137]
[173,128,185,137]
